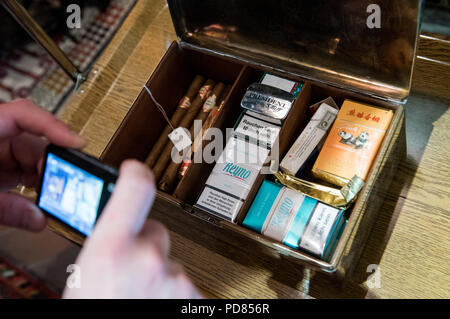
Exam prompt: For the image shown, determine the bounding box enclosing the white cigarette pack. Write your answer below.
[196,136,270,221]
[280,103,338,176]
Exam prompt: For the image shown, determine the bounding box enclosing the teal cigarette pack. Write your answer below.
[243,180,346,261]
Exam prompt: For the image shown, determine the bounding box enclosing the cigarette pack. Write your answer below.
[312,100,394,186]
[240,84,294,125]
[259,73,303,98]
[195,107,282,222]
[240,73,302,125]
[243,180,346,260]
[195,136,270,221]
[280,103,338,176]
[233,113,281,147]
[309,97,338,115]
[195,74,299,221]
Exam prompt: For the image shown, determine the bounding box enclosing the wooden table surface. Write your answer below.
[58,1,450,298]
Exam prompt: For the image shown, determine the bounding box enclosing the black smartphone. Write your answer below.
[37,144,119,238]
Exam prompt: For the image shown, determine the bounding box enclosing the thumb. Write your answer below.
[92,160,157,244]
[0,192,47,232]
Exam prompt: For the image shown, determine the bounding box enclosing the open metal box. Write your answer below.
[54,0,421,280]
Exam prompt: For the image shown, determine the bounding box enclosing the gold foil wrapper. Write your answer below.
[273,171,364,209]
[340,176,365,204]
[311,168,350,188]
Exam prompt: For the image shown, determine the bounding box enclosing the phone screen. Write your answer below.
[38,153,105,236]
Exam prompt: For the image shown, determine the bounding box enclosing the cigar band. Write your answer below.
[178,97,191,109]
[202,95,217,112]
[199,85,212,100]
[182,159,192,166]
[179,159,192,177]
[218,100,226,110]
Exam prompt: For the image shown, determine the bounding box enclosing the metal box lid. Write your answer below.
[168,0,422,103]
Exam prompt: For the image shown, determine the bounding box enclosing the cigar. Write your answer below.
[177,106,218,179]
[159,83,228,192]
[192,85,230,155]
[145,75,205,168]
[180,85,231,178]
[152,79,216,182]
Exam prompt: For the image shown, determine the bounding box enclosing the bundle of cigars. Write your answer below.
[145,75,231,193]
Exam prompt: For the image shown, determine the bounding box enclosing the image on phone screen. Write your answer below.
[38,153,104,236]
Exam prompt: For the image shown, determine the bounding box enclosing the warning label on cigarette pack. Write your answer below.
[195,186,244,222]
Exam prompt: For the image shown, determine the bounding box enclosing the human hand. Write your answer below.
[0,99,85,232]
[63,160,202,299]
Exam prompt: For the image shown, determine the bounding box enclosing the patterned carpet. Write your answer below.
[0,0,136,112]
[0,257,58,299]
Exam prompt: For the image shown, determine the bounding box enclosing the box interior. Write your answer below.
[101,41,401,268]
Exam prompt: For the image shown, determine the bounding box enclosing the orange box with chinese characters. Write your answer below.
[312,100,394,187]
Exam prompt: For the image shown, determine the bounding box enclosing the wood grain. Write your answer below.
[56,1,450,298]
[412,34,450,100]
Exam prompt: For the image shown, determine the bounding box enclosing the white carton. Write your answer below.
[196,136,270,221]
[234,114,281,146]
[280,103,338,176]
[196,73,299,222]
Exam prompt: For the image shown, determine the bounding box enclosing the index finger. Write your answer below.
[0,99,85,148]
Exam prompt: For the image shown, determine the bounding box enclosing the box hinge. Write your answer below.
[180,202,221,227]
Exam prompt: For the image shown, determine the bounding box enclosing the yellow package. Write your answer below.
[312,100,394,187]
